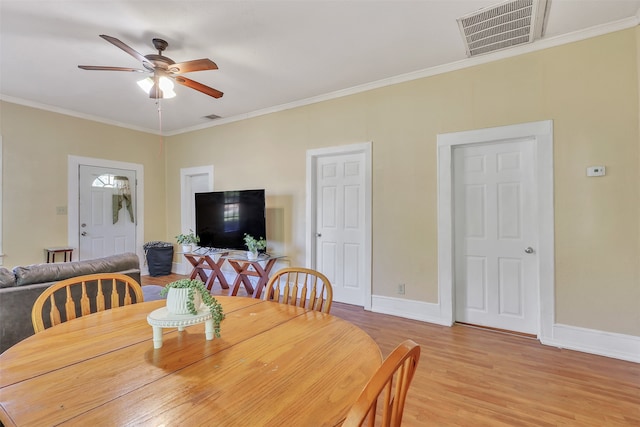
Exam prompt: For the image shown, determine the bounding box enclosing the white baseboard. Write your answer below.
[370,295,451,326]
[173,261,189,275]
[370,295,639,363]
[541,323,640,363]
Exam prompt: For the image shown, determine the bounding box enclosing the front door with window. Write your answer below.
[79,165,136,259]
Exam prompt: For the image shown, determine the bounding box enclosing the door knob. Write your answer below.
[81,231,87,236]
[524,247,534,254]
[315,233,322,237]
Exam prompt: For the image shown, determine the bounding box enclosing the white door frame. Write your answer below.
[180,165,214,234]
[306,142,372,310]
[437,121,555,340]
[178,166,214,274]
[68,155,145,264]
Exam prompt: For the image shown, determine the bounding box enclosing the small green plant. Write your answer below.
[176,229,200,245]
[160,279,225,337]
[243,233,267,253]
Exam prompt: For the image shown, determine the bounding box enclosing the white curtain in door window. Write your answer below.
[112,176,134,224]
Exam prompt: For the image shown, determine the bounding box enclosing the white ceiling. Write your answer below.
[1,1,639,135]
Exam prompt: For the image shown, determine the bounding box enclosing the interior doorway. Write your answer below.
[306,142,372,309]
[178,166,213,273]
[437,121,555,339]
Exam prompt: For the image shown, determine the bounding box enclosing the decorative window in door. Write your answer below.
[92,174,135,224]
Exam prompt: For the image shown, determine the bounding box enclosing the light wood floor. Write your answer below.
[142,274,640,426]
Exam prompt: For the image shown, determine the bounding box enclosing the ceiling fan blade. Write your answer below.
[78,65,146,72]
[174,76,224,99]
[168,59,218,74]
[99,34,152,67]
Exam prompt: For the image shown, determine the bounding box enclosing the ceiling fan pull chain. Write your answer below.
[156,99,164,155]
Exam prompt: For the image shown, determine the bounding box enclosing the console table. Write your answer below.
[182,250,230,291]
[223,253,285,298]
[44,247,74,263]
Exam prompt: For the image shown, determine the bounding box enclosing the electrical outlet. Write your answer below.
[397,283,405,295]
[56,206,67,215]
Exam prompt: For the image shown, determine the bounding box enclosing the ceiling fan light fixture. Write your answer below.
[137,76,176,99]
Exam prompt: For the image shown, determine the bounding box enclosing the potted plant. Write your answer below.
[160,278,225,337]
[243,233,266,260]
[176,229,200,253]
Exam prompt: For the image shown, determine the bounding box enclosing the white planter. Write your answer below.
[181,244,193,253]
[166,287,203,315]
[247,251,258,260]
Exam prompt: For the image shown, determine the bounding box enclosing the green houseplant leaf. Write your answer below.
[176,229,200,245]
[243,233,267,252]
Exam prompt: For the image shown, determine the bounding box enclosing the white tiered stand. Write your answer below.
[146,307,214,349]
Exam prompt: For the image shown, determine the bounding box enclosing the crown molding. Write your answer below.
[0,94,161,135]
[3,15,638,137]
[172,15,639,136]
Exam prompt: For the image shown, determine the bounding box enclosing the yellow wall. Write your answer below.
[0,103,168,267]
[166,29,640,336]
[1,29,638,337]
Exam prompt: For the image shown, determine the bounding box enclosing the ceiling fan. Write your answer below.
[78,35,223,99]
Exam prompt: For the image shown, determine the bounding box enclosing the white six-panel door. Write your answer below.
[315,152,366,306]
[453,139,538,334]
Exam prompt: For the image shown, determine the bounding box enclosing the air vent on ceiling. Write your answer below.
[204,114,222,120]
[457,0,548,57]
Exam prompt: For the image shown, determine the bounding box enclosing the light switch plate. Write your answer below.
[586,166,606,177]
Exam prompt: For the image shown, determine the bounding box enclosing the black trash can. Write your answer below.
[143,241,174,277]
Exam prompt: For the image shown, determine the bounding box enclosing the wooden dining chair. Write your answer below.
[31,273,144,333]
[263,267,333,313]
[342,339,421,427]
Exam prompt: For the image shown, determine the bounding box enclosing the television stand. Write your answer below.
[182,250,230,291]
[222,253,286,298]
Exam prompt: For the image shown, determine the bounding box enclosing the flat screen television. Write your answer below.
[195,189,266,250]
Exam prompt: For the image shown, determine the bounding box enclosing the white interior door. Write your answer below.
[453,139,538,334]
[79,165,136,260]
[315,152,366,306]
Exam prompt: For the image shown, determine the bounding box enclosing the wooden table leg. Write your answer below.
[228,258,279,298]
[202,256,230,290]
[228,261,256,296]
[185,255,209,282]
[183,253,230,291]
[252,259,278,299]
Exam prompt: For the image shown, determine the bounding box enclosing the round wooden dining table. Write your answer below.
[0,296,381,427]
